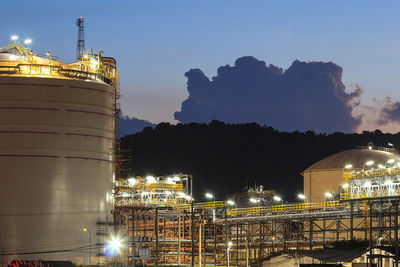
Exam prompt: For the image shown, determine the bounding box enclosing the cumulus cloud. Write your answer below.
[378,97,400,125]
[174,56,362,133]
[120,115,156,137]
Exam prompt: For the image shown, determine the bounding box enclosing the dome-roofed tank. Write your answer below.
[302,146,400,203]
[0,42,117,263]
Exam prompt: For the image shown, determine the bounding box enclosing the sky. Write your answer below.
[2,1,400,132]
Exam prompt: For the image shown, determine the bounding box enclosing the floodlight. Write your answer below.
[127,178,137,186]
[249,198,259,203]
[10,35,18,41]
[342,183,349,189]
[344,164,353,169]
[146,176,156,184]
[388,159,395,164]
[365,161,374,166]
[205,193,214,199]
[273,196,282,202]
[24,39,32,45]
[325,192,333,198]
[298,194,306,200]
[227,200,235,206]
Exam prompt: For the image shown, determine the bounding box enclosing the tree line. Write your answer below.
[120,121,399,202]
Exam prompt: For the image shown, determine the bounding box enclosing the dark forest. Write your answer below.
[120,121,400,202]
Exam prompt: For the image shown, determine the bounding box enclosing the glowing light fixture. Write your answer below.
[378,164,385,169]
[298,194,306,200]
[344,164,353,169]
[365,161,374,166]
[227,241,233,247]
[105,236,122,257]
[227,200,235,206]
[146,176,156,184]
[273,196,282,202]
[24,39,32,45]
[249,198,259,203]
[10,35,18,41]
[342,183,349,189]
[127,178,137,186]
[388,159,395,164]
[325,192,333,198]
[205,193,214,199]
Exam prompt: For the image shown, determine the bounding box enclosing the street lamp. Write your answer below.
[298,194,306,202]
[273,195,283,205]
[325,192,334,201]
[205,193,215,202]
[227,200,235,206]
[205,193,216,221]
[227,241,233,267]
[82,227,91,264]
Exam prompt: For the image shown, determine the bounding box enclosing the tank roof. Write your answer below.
[303,148,400,172]
[0,42,117,86]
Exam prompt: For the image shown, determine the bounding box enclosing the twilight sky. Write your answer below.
[2,1,400,133]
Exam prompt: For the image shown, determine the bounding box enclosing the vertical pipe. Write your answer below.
[191,201,195,267]
[336,215,340,242]
[309,217,313,251]
[132,208,135,267]
[395,202,398,267]
[322,218,326,248]
[214,223,217,266]
[369,202,373,267]
[225,208,228,267]
[259,221,262,267]
[236,222,239,267]
[199,223,202,267]
[178,216,181,267]
[350,202,354,240]
[283,220,287,251]
[155,208,159,267]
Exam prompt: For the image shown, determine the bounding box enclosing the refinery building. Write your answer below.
[2,20,400,267]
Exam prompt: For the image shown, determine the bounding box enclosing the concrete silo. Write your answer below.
[0,42,117,263]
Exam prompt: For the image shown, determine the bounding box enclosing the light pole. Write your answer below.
[83,227,91,265]
[227,241,233,267]
[205,193,216,222]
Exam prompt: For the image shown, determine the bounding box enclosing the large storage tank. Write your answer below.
[0,46,117,263]
[302,146,400,203]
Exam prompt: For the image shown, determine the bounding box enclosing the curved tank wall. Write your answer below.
[0,76,115,263]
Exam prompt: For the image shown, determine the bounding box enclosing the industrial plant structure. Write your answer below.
[112,145,400,267]
[0,37,119,264]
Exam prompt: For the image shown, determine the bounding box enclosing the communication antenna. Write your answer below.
[76,17,85,61]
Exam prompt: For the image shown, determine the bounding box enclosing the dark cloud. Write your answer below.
[120,115,156,137]
[174,56,362,133]
[378,97,400,125]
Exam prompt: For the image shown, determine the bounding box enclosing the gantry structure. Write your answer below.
[109,166,400,266]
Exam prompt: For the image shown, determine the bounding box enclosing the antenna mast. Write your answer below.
[76,17,85,61]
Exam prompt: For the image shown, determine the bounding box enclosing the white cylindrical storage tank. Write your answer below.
[0,74,115,263]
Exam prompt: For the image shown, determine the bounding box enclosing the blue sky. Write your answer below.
[2,1,400,130]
